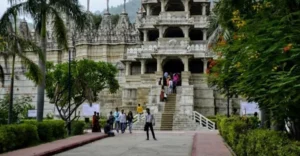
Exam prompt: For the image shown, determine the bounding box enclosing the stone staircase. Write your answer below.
[160,94,176,131]
[132,113,162,130]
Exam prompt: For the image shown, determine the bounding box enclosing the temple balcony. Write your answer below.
[156,12,192,25]
[123,38,211,60]
[140,16,158,29]
[191,15,209,28]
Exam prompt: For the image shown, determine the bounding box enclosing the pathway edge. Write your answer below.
[38,134,108,156]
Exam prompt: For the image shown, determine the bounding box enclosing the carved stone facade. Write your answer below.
[0,0,240,122]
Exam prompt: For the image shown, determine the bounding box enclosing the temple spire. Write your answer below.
[87,0,90,12]
[122,0,126,14]
[139,0,143,13]
[106,0,110,14]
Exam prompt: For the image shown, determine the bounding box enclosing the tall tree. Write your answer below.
[4,0,87,121]
[46,60,119,123]
[0,36,6,86]
[208,0,300,139]
[0,11,44,124]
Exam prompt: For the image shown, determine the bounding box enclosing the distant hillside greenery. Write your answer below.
[100,0,140,22]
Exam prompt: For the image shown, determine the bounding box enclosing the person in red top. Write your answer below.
[92,111,97,132]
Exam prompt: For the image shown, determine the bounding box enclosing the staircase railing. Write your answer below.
[192,111,216,130]
[133,111,146,123]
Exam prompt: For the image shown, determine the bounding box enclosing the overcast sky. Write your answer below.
[0,0,125,17]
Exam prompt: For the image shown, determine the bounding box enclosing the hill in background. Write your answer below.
[100,0,140,23]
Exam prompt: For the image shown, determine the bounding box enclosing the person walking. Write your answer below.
[120,109,127,134]
[137,104,143,122]
[173,73,178,93]
[145,108,157,140]
[114,107,121,133]
[168,79,173,94]
[96,112,101,132]
[92,111,97,132]
[127,111,134,134]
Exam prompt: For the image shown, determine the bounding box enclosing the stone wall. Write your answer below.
[0,43,139,118]
[176,85,194,115]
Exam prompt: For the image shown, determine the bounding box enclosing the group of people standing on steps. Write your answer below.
[103,105,157,140]
[159,72,181,102]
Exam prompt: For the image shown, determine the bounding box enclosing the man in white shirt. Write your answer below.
[113,107,121,133]
[145,108,157,140]
[120,109,127,134]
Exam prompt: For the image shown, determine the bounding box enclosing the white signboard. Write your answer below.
[28,110,37,117]
[240,101,260,117]
[81,103,100,117]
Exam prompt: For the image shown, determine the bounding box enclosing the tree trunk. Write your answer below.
[37,14,47,122]
[260,107,268,128]
[226,88,230,117]
[8,55,15,124]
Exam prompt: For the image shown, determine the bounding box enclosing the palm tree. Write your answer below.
[0,12,44,124]
[0,36,6,86]
[3,0,87,121]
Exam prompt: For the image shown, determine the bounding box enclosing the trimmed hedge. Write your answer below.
[217,116,300,156]
[23,120,66,141]
[0,124,39,153]
[71,121,85,135]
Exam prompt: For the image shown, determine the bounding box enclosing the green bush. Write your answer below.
[71,121,85,135]
[23,120,66,141]
[0,124,39,153]
[217,116,300,156]
[36,122,54,142]
[99,119,106,128]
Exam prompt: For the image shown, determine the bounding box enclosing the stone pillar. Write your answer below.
[161,0,166,12]
[125,62,131,76]
[182,0,189,12]
[181,26,189,38]
[159,27,163,38]
[202,3,207,16]
[202,58,208,73]
[202,29,207,41]
[181,56,189,72]
[146,4,151,16]
[141,60,146,74]
[143,30,148,42]
[159,27,167,38]
[156,57,162,72]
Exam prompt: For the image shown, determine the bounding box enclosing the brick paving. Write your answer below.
[0,130,232,156]
[0,133,107,156]
[192,131,232,156]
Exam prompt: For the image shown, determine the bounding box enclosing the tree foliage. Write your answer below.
[0,94,34,124]
[208,0,300,139]
[45,59,120,122]
[2,0,88,121]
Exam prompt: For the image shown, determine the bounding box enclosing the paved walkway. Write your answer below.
[192,131,232,156]
[0,133,107,156]
[55,131,232,156]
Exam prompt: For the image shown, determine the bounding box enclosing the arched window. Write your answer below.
[189,59,204,73]
[148,29,159,41]
[166,0,184,11]
[152,5,161,15]
[189,29,203,40]
[190,2,202,15]
[164,27,184,38]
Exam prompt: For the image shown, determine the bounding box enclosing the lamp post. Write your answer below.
[67,47,71,136]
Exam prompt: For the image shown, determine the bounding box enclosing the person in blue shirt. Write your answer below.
[114,107,121,133]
